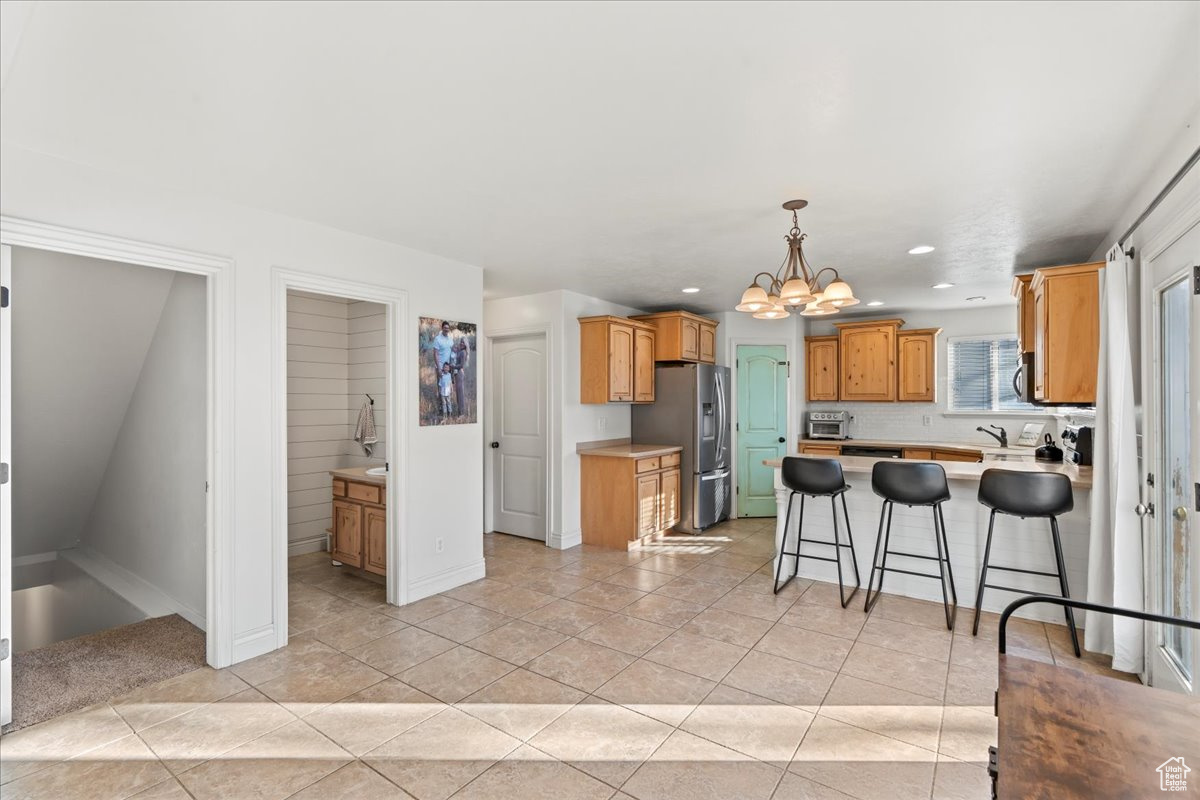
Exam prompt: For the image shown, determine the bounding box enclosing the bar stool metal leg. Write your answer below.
[937,504,958,608]
[830,494,860,608]
[841,492,862,590]
[864,501,893,613]
[1050,517,1081,657]
[930,502,956,630]
[773,492,796,595]
[973,509,997,636]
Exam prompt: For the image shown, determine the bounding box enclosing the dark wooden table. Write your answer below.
[995,655,1200,799]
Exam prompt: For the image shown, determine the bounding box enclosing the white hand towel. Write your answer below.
[354,400,378,457]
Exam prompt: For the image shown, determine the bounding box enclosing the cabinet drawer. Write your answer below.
[903,448,934,460]
[660,452,681,468]
[635,457,661,473]
[332,479,347,497]
[347,481,381,504]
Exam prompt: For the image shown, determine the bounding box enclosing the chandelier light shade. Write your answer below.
[734,200,855,319]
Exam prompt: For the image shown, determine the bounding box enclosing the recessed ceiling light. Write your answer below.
[932,282,955,289]
[866,300,885,307]
[908,245,936,255]
[966,295,986,302]
[682,287,700,293]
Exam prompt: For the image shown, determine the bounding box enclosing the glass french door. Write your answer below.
[1144,218,1199,693]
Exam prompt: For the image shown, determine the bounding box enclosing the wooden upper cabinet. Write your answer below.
[1030,261,1103,405]
[805,335,839,401]
[836,319,900,402]
[1011,274,1036,355]
[579,316,655,403]
[633,326,656,403]
[699,323,716,363]
[897,328,940,402]
[630,311,719,363]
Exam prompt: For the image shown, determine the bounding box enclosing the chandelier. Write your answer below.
[735,200,858,319]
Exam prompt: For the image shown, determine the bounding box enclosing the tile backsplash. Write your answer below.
[804,402,1096,447]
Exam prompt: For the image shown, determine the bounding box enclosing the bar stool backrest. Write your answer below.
[781,456,847,496]
[978,468,1073,517]
[871,461,951,505]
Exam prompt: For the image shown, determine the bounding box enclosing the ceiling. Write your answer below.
[2,1,1197,315]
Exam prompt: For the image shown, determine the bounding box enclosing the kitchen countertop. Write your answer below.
[329,466,387,485]
[798,437,1038,459]
[578,443,683,459]
[767,452,1092,488]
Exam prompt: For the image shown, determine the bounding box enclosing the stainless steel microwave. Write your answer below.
[806,410,849,440]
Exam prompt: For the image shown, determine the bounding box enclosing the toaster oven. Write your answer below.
[806,410,849,440]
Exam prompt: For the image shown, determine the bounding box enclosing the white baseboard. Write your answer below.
[288,534,328,557]
[60,547,207,630]
[407,559,486,602]
[548,529,581,550]
[231,624,278,663]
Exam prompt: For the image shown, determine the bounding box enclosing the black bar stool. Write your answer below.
[973,468,1080,656]
[773,457,861,607]
[864,461,957,629]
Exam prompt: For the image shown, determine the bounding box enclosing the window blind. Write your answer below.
[947,335,1037,412]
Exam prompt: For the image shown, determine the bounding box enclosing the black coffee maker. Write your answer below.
[1035,433,1064,463]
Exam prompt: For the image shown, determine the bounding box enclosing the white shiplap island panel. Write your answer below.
[765,454,1093,625]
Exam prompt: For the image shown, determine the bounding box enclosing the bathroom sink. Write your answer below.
[366,467,387,477]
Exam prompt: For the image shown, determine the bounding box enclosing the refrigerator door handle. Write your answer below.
[700,468,731,481]
[714,370,726,463]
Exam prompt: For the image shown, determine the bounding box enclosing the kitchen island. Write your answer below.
[763,452,1093,624]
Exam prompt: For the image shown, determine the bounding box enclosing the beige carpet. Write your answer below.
[3,614,206,733]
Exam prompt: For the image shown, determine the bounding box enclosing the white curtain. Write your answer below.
[1086,245,1144,673]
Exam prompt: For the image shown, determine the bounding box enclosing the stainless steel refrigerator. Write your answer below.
[631,363,731,533]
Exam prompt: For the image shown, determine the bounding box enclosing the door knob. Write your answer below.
[778,437,785,443]
[490,441,499,449]
[1174,506,1188,521]
[1134,502,1155,518]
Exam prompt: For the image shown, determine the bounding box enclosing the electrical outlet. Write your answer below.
[435,537,444,554]
[597,415,607,434]
[923,415,932,426]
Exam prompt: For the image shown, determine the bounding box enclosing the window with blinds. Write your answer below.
[947,335,1037,412]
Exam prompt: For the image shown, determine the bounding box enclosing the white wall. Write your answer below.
[81,272,207,624]
[483,289,643,548]
[346,299,387,467]
[10,247,174,557]
[2,142,484,664]
[804,306,1063,443]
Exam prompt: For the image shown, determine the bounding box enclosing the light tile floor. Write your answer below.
[0,520,1136,800]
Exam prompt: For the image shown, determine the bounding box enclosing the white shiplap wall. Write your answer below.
[287,291,386,553]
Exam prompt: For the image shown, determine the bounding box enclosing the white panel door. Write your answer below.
[1144,218,1199,694]
[1,246,11,726]
[490,334,547,540]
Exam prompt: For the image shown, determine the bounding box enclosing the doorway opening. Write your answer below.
[734,343,791,518]
[2,245,209,731]
[487,331,549,542]
[284,288,396,626]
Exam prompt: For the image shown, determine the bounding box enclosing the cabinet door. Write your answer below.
[633,327,656,402]
[636,473,660,537]
[801,445,841,456]
[1033,287,1047,400]
[897,332,935,402]
[363,505,387,576]
[680,319,700,361]
[806,338,839,401]
[331,499,362,568]
[699,324,716,363]
[1013,275,1035,355]
[660,468,680,530]
[608,323,634,401]
[840,325,897,401]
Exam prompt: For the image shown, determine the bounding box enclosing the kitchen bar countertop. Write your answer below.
[766,452,1092,488]
[329,466,387,485]
[578,442,683,459]
[797,436,1040,459]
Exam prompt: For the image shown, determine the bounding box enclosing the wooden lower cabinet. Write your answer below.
[582,453,683,549]
[331,477,386,575]
[800,444,841,456]
[903,448,934,460]
[331,499,363,568]
[932,448,983,463]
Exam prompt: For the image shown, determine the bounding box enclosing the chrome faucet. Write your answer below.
[977,425,1008,448]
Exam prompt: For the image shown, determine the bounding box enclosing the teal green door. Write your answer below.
[737,345,788,517]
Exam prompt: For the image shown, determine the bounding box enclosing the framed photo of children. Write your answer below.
[419,317,477,426]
